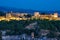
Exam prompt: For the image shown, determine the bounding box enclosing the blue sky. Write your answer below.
[0,0,60,11]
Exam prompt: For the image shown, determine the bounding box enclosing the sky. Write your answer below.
[0,0,60,11]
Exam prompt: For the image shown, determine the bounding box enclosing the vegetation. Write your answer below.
[0,19,60,38]
[0,11,6,16]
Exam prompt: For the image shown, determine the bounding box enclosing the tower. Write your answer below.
[52,12,58,20]
[6,13,12,18]
[34,12,40,19]
[54,12,58,18]
[34,12,40,16]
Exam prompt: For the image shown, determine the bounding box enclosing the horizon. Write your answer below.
[0,6,60,14]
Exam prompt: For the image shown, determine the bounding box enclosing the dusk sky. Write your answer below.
[0,0,60,11]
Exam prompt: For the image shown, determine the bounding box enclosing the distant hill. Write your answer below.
[0,6,60,15]
[0,6,39,14]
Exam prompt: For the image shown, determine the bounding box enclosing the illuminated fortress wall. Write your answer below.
[0,12,60,21]
[32,12,59,20]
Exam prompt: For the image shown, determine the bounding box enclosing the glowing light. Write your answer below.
[54,15,58,17]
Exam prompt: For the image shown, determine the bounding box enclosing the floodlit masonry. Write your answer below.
[32,12,59,20]
[0,12,60,21]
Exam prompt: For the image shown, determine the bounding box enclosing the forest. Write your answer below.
[0,19,60,38]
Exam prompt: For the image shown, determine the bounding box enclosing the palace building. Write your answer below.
[32,12,59,20]
[0,11,60,21]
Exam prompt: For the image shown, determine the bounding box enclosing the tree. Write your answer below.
[47,31,56,38]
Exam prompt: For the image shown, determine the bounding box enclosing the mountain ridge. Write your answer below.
[0,6,39,13]
[0,6,60,14]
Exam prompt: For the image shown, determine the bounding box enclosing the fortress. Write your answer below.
[32,12,59,20]
[0,12,60,21]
